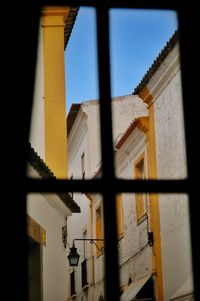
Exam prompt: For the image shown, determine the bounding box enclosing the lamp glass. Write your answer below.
[68,244,80,266]
[68,254,79,266]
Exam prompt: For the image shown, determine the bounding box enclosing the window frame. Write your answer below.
[81,258,88,288]
[70,270,76,297]
[4,1,199,301]
[81,152,85,179]
[116,193,124,238]
[134,153,147,224]
[96,205,104,257]
[83,228,87,259]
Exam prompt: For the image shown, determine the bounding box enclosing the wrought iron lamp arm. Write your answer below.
[73,238,105,253]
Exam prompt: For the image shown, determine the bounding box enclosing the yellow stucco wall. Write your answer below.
[42,7,69,178]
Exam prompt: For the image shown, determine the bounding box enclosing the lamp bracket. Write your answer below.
[74,238,105,253]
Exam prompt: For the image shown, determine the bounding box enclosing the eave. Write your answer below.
[27,143,81,213]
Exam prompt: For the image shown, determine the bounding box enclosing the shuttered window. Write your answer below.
[116,194,124,238]
[96,206,103,256]
[134,154,146,223]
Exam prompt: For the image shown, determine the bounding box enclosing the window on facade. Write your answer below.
[128,277,133,285]
[134,154,146,223]
[116,194,124,238]
[81,259,88,287]
[83,229,87,259]
[81,152,85,179]
[96,206,103,256]
[70,174,73,198]
[70,271,76,296]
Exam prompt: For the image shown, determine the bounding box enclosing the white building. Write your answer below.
[67,30,194,301]
[132,30,193,301]
[67,96,148,301]
[27,144,80,301]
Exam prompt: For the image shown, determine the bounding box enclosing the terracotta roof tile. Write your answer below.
[64,7,79,49]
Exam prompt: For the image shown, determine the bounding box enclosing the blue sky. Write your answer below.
[65,7,178,113]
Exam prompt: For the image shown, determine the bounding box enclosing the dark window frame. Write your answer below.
[70,270,76,296]
[81,152,85,179]
[81,258,88,288]
[2,1,199,300]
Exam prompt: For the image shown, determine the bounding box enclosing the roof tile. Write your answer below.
[27,143,81,213]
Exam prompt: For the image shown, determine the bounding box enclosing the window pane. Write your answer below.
[67,193,105,300]
[66,7,102,180]
[118,193,194,301]
[28,6,101,180]
[27,192,70,301]
[65,7,99,113]
[29,6,74,179]
[109,9,187,180]
[27,191,194,300]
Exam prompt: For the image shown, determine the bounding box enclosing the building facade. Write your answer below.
[67,30,193,301]
[67,95,148,301]
[132,30,193,301]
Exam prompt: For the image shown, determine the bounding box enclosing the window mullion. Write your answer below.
[96,3,120,301]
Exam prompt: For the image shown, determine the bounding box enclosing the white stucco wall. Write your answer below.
[152,46,193,300]
[27,193,68,301]
[68,95,148,178]
[67,113,93,300]
[112,95,148,142]
[29,22,45,160]
[154,70,187,180]
[68,110,90,178]
[159,194,192,301]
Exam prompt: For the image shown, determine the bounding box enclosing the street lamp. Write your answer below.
[68,239,104,267]
[67,242,80,266]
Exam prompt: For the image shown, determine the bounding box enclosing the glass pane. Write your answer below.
[109,9,187,179]
[27,190,194,301]
[27,192,72,301]
[27,192,105,301]
[118,193,194,301]
[67,98,102,180]
[65,7,101,180]
[62,192,105,300]
[65,7,99,113]
[28,6,101,180]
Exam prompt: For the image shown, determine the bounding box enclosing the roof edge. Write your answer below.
[64,7,79,49]
[132,29,179,95]
[27,143,81,213]
[114,116,149,150]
